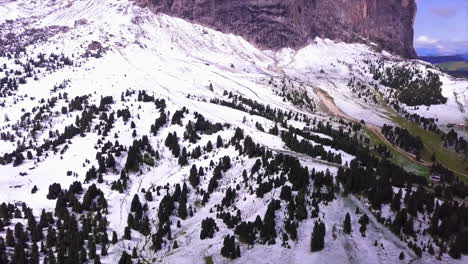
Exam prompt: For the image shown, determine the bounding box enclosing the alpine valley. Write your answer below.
[0,0,467,264]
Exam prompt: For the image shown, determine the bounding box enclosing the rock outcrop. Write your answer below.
[148,0,417,58]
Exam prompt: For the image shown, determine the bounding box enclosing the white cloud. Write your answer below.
[415,35,468,55]
[415,35,439,45]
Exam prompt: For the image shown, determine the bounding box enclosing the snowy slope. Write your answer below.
[0,0,467,264]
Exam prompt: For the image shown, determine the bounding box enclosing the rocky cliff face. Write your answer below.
[148,0,417,58]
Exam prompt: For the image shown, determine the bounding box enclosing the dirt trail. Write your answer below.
[315,89,433,167]
[366,124,433,167]
[316,89,468,179]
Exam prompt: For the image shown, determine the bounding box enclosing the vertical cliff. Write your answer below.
[148,0,417,58]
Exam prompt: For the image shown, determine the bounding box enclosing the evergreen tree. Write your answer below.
[112,231,118,244]
[220,235,238,259]
[12,242,27,264]
[178,147,188,166]
[358,214,369,237]
[30,243,39,264]
[178,199,187,220]
[123,227,131,240]
[80,248,88,263]
[101,242,108,256]
[449,242,461,259]
[145,191,153,202]
[310,221,326,252]
[216,135,223,148]
[206,141,213,152]
[403,217,414,236]
[118,251,133,264]
[399,252,405,260]
[130,194,142,220]
[88,238,96,259]
[47,249,56,264]
[294,190,307,220]
[343,213,352,234]
[0,238,8,264]
[6,228,15,247]
[200,218,218,240]
[189,165,199,187]
[390,191,401,212]
[260,200,280,244]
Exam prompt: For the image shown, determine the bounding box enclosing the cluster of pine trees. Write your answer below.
[0,178,118,264]
[443,129,468,158]
[371,63,446,106]
[310,221,326,252]
[381,124,423,157]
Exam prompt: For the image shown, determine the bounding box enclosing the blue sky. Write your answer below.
[414,0,468,55]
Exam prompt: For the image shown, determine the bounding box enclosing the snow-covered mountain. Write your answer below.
[0,0,467,264]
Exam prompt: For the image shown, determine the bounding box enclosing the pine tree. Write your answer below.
[47,249,57,264]
[178,147,188,166]
[206,141,213,152]
[101,242,107,256]
[123,227,131,240]
[448,242,461,259]
[294,190,307,220]
[106,154,116,168]
[30,243,39,264]
[12,242,27,264]
[428,244,435,255]
[130,194,143,221]
[112,231,118,244]
[216,135,223,148]
[94,255,102,264]
[6,228,15,247]
[390,191,401,212]
[358,214,369,237]
[118,251,133,264]
[220,235,238,259]
[0,238,8,263]
[145,191,153,202]
[139,216,151,236]
[189,165,199,187]
[200,218,218,240]
[80,248,88,263]
[343,213,352,234]
[127,213,135,229]
[260,200,279,244]
[403,217,414,236]
[178,199,187,220]
[88,238,96,259]
[310,221,326,252]
[399,252,405,260]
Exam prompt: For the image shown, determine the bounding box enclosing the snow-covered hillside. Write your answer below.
[0,0,467,264]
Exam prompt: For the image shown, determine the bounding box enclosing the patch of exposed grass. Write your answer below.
[436,61,468,71]
[373,92,467,182]
[204,256,214,264]
[364,127,430,178]
[390,114,468,183]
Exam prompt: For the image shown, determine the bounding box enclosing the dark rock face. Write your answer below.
[148,0,417,58]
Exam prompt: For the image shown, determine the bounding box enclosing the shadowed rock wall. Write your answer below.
[149,0,417,58]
